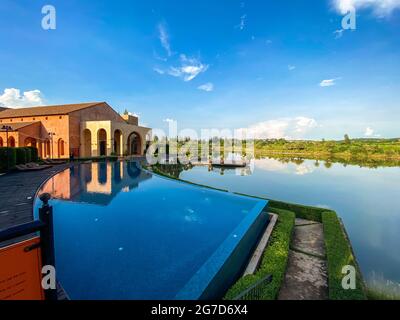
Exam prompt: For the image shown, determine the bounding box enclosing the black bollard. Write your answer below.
[38,193,58,301]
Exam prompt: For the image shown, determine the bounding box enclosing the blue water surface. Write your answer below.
[34,161,266,300]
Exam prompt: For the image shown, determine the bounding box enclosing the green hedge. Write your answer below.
[24,147,32,163]
[0,147,17,171]
[15,147,27,165]
[26,146,39,162]
[269,199,329,222]
[224,209,295,300]
[322,211,366,300]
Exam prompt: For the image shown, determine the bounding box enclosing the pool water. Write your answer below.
[34,161,268,300]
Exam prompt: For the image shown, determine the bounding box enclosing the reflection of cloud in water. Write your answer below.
[255,158,315,176]
[255,158,288,172]
[295,164,315,176]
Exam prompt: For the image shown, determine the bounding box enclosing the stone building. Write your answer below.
[0,102,151,159]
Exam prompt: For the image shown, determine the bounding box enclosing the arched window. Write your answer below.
[83,129,92,157]
[8,136,15,147]
[58,139,65,158]
[45,139,51,158]
[98,129,107,156]
[128,132,142,156]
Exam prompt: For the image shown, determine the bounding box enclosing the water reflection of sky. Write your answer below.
[180,157,400,288]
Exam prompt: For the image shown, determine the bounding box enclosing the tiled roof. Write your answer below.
[0,102,105,119]
[0,122,40,131]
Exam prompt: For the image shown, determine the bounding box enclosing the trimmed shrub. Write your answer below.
[23,147,32,163]
[27,146,39,162]
[322,211,366,300]
[15,147,27,165]
[224,209,295,300]
[0,147,17,171]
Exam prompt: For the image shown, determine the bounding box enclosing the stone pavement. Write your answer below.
[278,218,328,300]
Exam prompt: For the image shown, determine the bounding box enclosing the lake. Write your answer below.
[177,157,400,293]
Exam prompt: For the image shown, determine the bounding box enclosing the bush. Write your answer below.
[269,199,328,222]
[23,147,32,163]
[224,209,295,300]
[15,147,27,165]
[27,147,39,162]
[0,147,17,171]
[322,211,366,300]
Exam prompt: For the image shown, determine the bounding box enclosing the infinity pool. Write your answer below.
[34,161,268,300]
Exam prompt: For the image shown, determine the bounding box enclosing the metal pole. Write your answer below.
[38,193,58,301]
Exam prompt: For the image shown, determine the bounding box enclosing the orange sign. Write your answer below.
[0,237,45,300]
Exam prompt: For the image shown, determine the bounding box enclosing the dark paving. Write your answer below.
[279,220,328,300]
[0,164,71,231]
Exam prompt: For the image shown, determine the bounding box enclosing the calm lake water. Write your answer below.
[179,157,400,291]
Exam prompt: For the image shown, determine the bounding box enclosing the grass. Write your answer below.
[224,209,295,300]
[322,211,366,300]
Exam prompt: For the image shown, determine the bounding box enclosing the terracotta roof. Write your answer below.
[0,122,40,131]
[0,102,105,119]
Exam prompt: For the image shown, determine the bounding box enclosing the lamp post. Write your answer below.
[2,125,13,171]
[48,132,56,159]
[2,125,12,147]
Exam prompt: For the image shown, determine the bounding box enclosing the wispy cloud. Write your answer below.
[158,23,172,57]
[332,0,400,17]
[319,78,340,87]
[198,83,214,92]
[238,14,247,30]
[167,55,208,82]
[365,127,381,137]
[0,88,44,108]
[333,29,345,39]
[288,65,296,71]
[236,117,318,139]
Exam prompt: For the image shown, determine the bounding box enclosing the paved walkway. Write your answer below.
[0,164,70,231]
[278,218,328,300]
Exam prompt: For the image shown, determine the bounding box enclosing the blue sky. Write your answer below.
[0,0,399,139]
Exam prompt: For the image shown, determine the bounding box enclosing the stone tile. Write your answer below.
[291,223,326,257]
[278,250,328,300]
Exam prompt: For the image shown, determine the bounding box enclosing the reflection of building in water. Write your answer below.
[41,161,152,206]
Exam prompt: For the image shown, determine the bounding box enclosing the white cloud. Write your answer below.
[0,88,44,108]
[365,127,374,136]
[198,83,214,92]
[332,0,400,17]
[319,78,340,87]
[333,29,345,39]
[167,55,208,82]
[238,14,247,30]
[163,118,175,123]
[158,23,172,57]
[153,67,165,75]
[288,65,296,71]
[364,127,381,137]
[236,117,318,139]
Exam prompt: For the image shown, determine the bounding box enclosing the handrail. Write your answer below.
[0,221,46,243]
[233,275,273,300]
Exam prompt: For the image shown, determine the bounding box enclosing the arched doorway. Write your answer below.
[58,139,65,158]
[83,129,92,157]
[8,136,15,147]
[0,137,3,147]
[45,139,51,158]
[98,129,107,156]
[24,137,37,148]
[114,130,122,156]
[128,132,141,155]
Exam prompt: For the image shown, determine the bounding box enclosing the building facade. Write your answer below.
[0,102,151,159]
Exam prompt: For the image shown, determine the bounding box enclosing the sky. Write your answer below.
[0,0,399,140]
